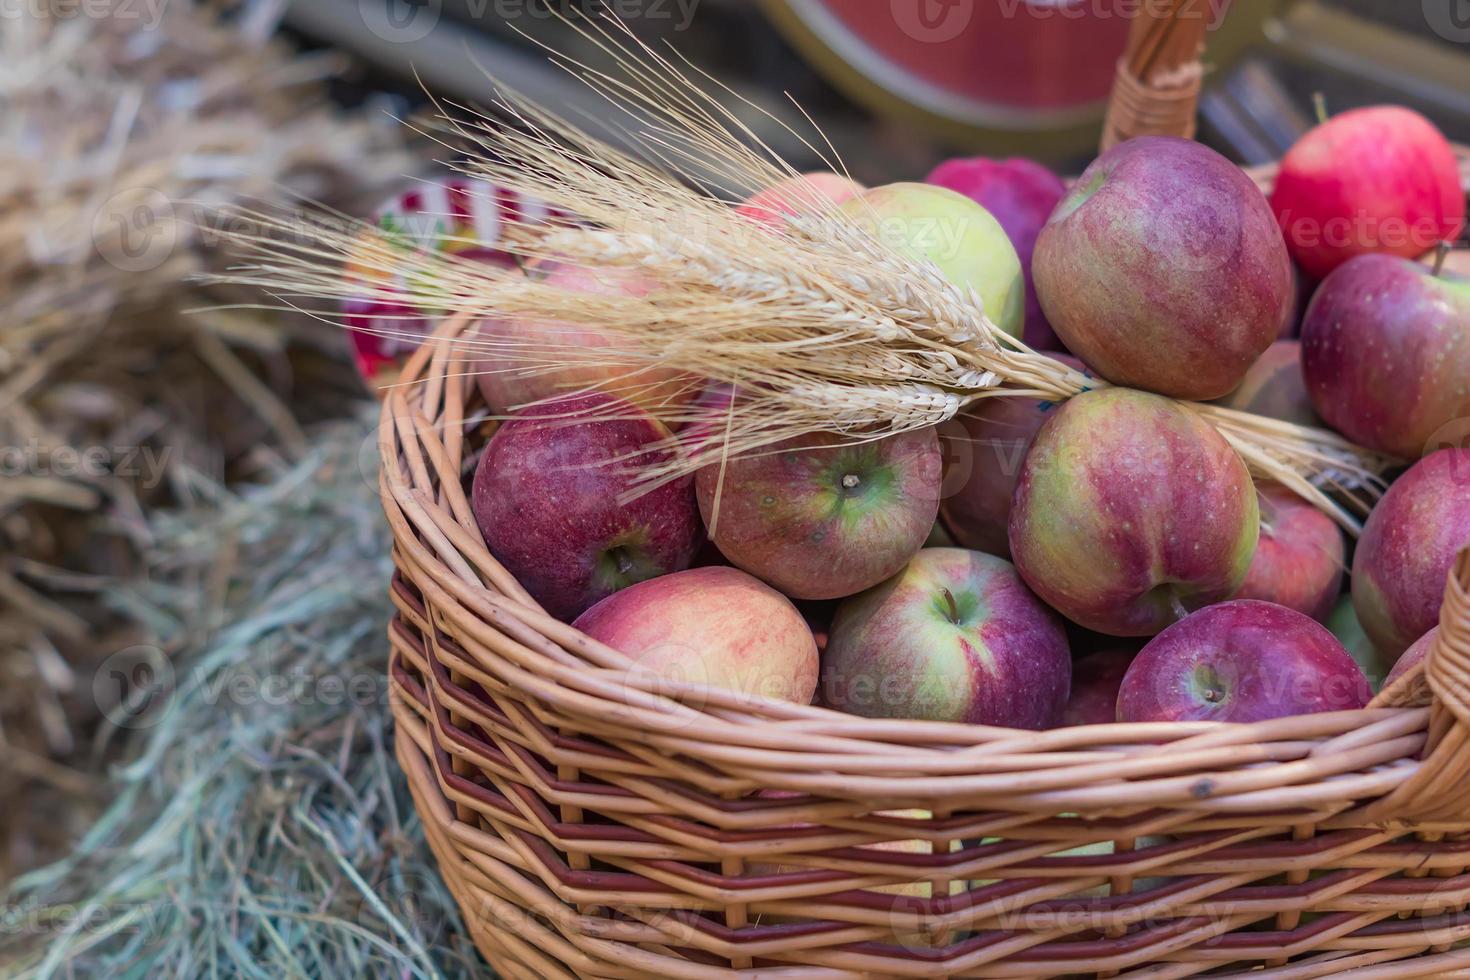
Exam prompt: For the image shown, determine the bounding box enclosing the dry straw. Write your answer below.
[219,15,1397,532]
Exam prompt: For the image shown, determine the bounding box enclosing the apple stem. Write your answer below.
[1433,241,1451,277]
[940,587,960,624]
[1169,593,1190,624]
[1311,92,1328,126]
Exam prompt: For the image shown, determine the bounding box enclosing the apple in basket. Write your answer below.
[474,259,695,417]
[1271,106,1466,280]
[1061,648,1137,727]
[1352,448,1470,659]
[1214,340,1319,428]
[470,393,702,622]
[1009,388,1259,637]
[1232,484,1344,623]
[1032,136,1292,400]
[573,565,818,704]
[695,429,942,601]
[1385,626,1439,689]
[839,182,1026,338]
[1300,254,1470,459]
[1117,600,1372,724]
[737,171,865,227]
[819,548,1070,729]
[939,353,1089,559]
[925,156,1069,350]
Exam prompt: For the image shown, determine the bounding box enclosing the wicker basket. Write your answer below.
[380,13,1470,976]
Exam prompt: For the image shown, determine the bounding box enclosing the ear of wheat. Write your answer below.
[216,15,1394,531]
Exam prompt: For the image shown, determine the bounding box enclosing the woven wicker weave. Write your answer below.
[382,308,1470,977]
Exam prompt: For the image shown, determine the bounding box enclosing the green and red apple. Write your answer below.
[573,565,818,704]
[471,393,702,621]
[1117,600,1371,723]
[820,548,1070,729]
[1234,484,1344,622]
[1033,136,1292,400]
[841,182,1025,337]
[1326,596,1393,690]
[1009,388,1259,636]
[1300,254,1470,459]
[696,429,942,601]
[1352,448,1470,658]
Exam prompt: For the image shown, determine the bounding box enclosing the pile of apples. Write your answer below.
[468,104,1468,731]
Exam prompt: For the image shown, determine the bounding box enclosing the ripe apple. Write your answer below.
[737,171,864,227]
[1062,648,1136,726]
[695,429,942,601]
[925,156,1068,350]
[1352,448,1470,658]
[1300,254,1470,459]
[1009,388,1259,636]
[1271,106,1466,280]
[474,260,694,417]
[820,548,1069,728]
[1215,340,1319,428]
[573,565,818,704]
[841,183,1025,337]
[470,393,702,621]
[1032,136,1292,400]
[1326,596,1393,689]
[1234,484,1344,622]
[1385,626,1439,688]
[1117,600,1371,723]
[939,354,1089,558]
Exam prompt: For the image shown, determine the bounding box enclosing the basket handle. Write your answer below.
[1365,549,1470,823]
[1101,0,1211,150]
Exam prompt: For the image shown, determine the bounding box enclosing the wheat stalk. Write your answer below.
[215,14,1395,531]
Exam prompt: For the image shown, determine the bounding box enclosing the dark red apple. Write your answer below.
[1062,648,1136,727]
[1032,136,1292,400]
[1271,106,1466,280]
[471,393,702,621]
[926,156,1069,350]
[1234,484,1344,622]
[1352,448,1470,657]
[1300,254,1470,459]
[1117,600,1371,723]
[1385,626,1439,688]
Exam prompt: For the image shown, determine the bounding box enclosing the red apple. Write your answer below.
[939,354,1088,558]
[1300,254,1470,459]
[1009,388,1259,637]
[1233,484,1344,622]
[926,156,1068,350]
[1117,600,1371,723]
[737,172,864,227]
[470,393,702,621]
[474,260,694,417]
[1215,340,1319,428]
[1033,136,1292,400]
[1352,448,1470,658]
[1271,106,1465,281]
[1385,626,1439,688]
[821,548,1070,728]
[1062,648,1136,727]
[574,565,817,704]
[696,429,942,601]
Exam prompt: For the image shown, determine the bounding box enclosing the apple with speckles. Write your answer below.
[1216,341,1319,428]
[1352,448,1470,658]
[471,393,702,621]
[1033,136,1292,400]
[696,429,942,601]
[1009,388,1259,637]
[1234,484,1344,622]
[1300,254,1470,459]
[820,548,1070,728]
[574,565,818,704]
[1118,600,1371,723]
